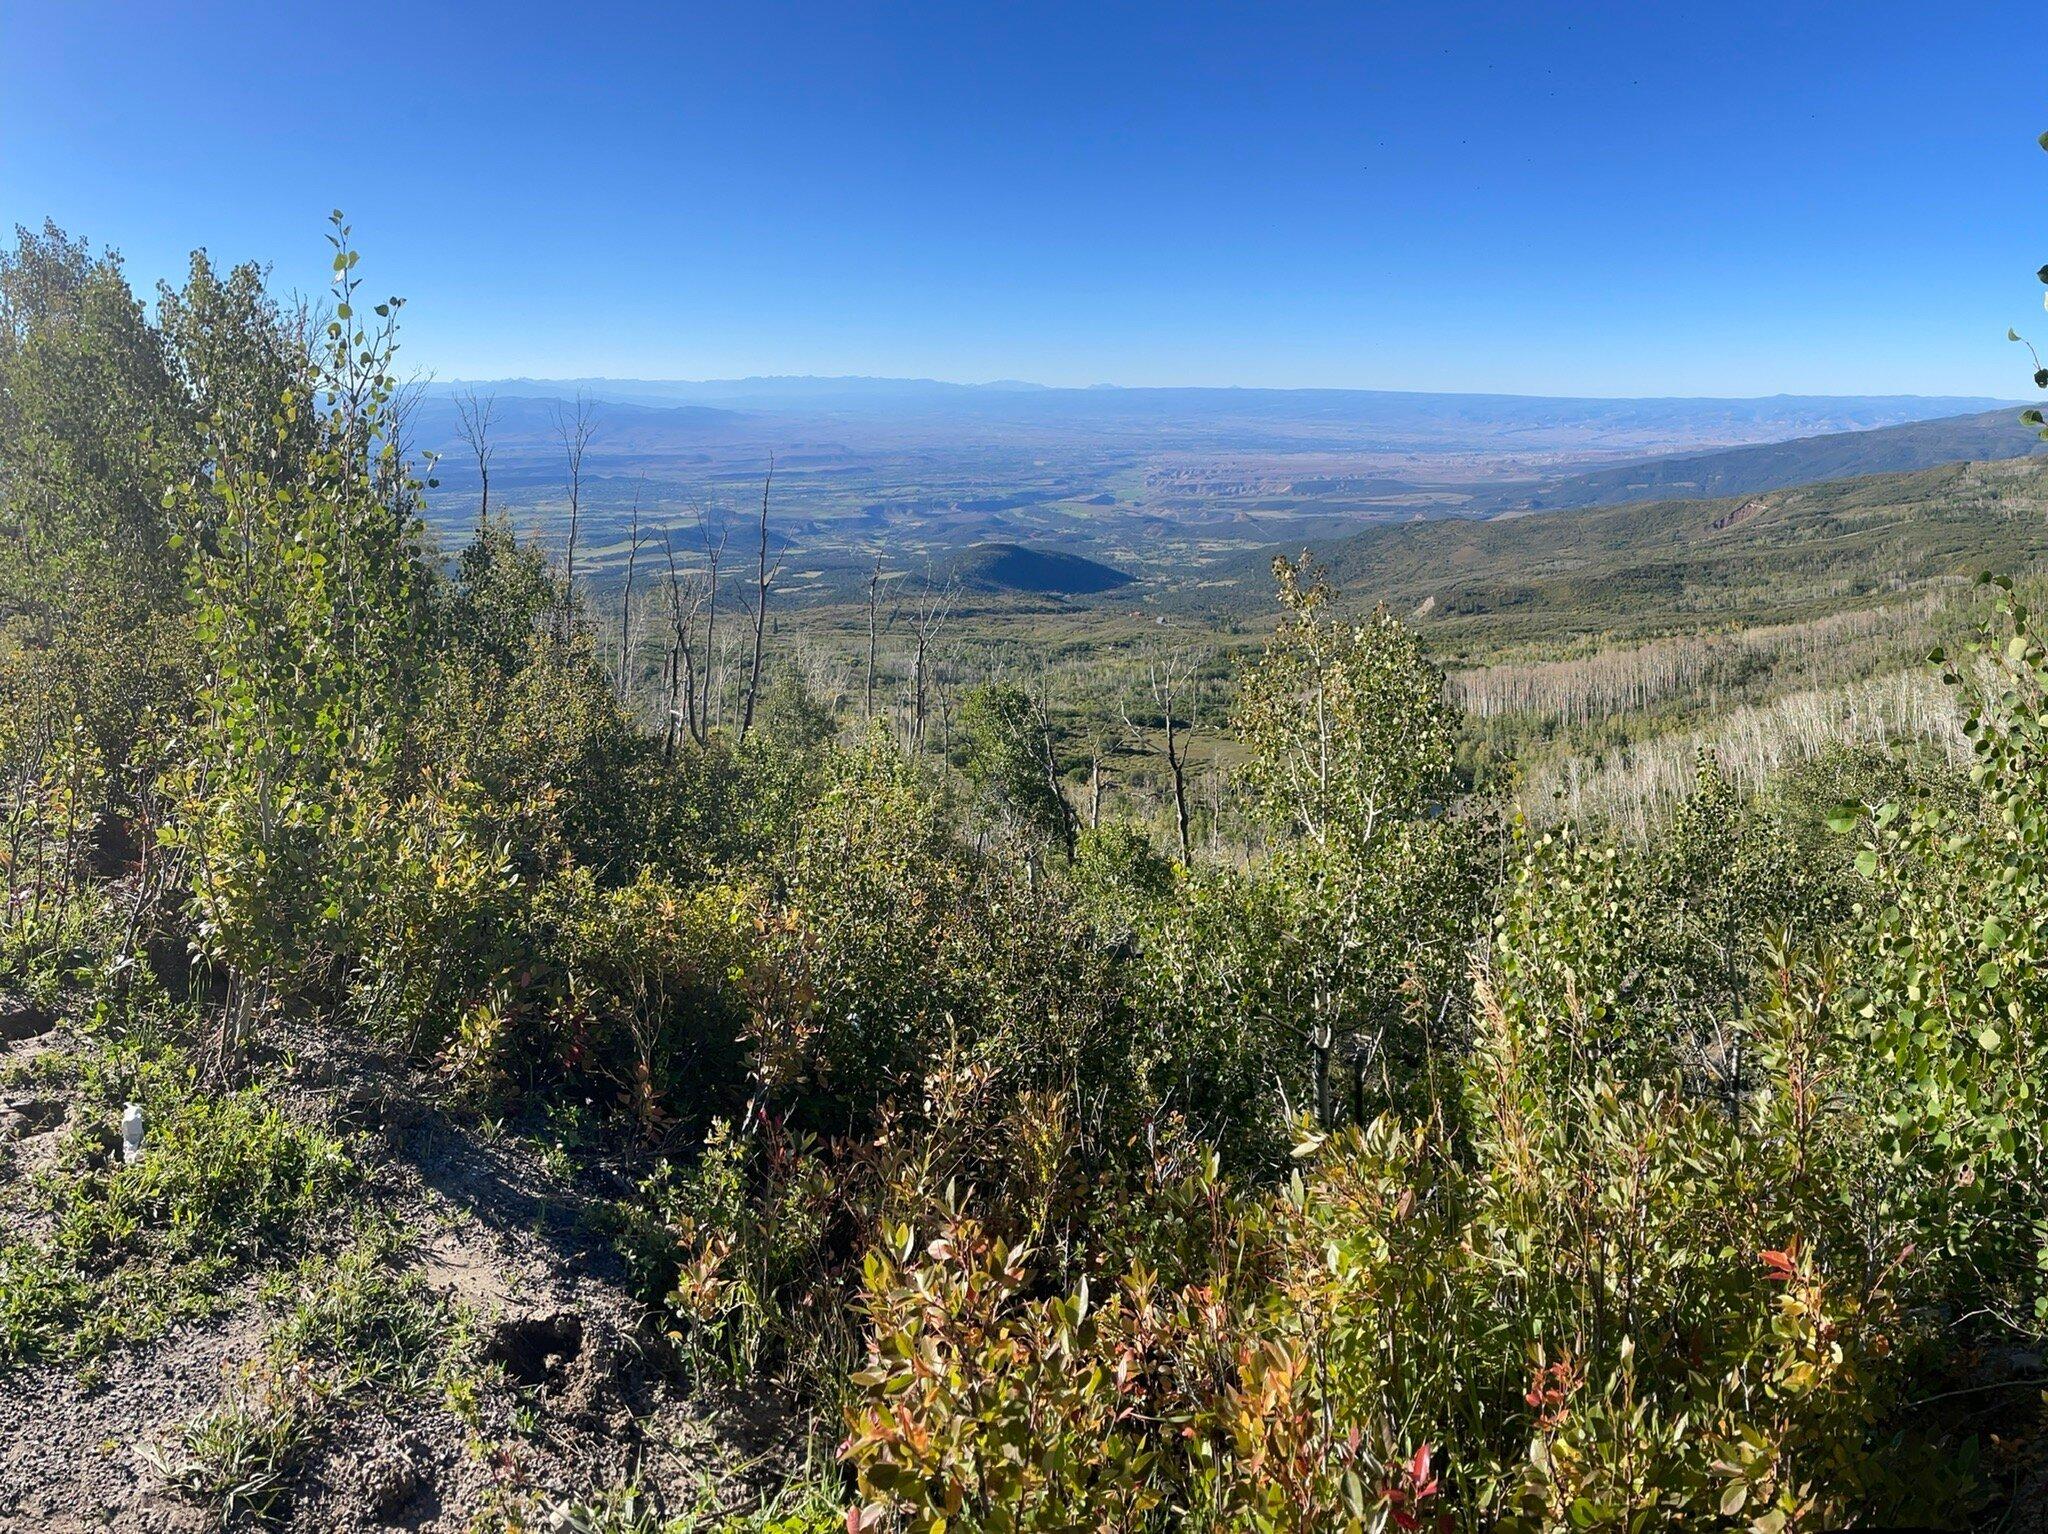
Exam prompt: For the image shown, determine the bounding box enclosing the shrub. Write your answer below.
[634,1113,842,1388]
[546,868,754,1134]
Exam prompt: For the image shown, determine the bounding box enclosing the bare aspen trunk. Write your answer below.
[454,387,496,531]
[739,456,780,741]
[865,552,884,722]
[553,395,594,633]
[1314,1031,1333,1130]
[698,514,728,741]
[618,494,640,704]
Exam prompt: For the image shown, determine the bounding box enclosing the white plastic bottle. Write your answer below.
[121,1103,144,1165]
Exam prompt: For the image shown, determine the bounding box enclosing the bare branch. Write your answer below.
[739,454,783,742]
[552,393,596,628]
[453,387,497,530]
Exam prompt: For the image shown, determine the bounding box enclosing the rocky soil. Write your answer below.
[0,1012,801,1532]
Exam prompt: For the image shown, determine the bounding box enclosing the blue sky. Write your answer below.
[1,1,2041,394]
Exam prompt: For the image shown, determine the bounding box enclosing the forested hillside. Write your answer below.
[1473,408,2047,516]
[1193,456,2048,644]
[3,213,2047,1534]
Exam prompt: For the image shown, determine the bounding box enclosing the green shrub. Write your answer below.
[546,868,754,1134]
[633,1115,844,1388]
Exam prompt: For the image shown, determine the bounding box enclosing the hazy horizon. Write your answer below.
[433,373,2023,405]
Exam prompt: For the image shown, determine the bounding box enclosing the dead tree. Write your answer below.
[373,370,433,517]
[453,387,497,530]
[864,550,888,722]
[617,489,642,704]
[1123,647,1203,864]
[738,456,784,742]
[693,504,730,741]
[1207,748,1225,858]
[906,573,957,755]
[552,394,596,627]
[1083,724,1142,830]
[1029,682,1081,859]
[659,530,705,758]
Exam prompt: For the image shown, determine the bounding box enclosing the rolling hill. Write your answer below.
[946,543,1136,595]
[1195,456,2048,646]
[1473,408,2047,516]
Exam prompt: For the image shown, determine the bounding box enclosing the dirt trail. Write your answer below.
[0,1021,798,1532]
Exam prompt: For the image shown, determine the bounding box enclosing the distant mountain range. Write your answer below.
[1470,408,2046,516]
[412,393,745,439]
[428,377,2018,457]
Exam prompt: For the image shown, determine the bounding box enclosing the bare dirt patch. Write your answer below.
[0,1024,804,1532]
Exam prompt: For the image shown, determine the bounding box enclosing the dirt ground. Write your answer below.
[0,1013,802,1532]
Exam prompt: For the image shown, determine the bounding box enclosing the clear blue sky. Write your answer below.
[2,1,2041,395]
